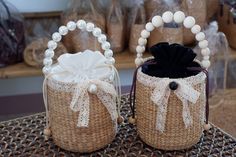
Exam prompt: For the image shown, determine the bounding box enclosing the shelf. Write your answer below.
[1,48,236,79]
[0,51,151,79]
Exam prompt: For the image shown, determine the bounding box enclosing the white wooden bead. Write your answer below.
[145,22,155,32]
[152,15,163,27]
[67,21,76,31]
[202,60,211,68]
[106,57,115,64]
[77,20,86,30]
[45,49,55,58]
[92,27,102,37]
[88,84,97,94]
[47,40,57,50]
[173,11,185,23]
[105,50,113,58]
[162,11,174,23]
[203,56,210,60]
[58,26,68,36]
[86,22,95,32]
[98,34,107,43]
[52,32,62,42]
[191,25,201,34]
[43,58,53,66]
[136,45,145,54]
[135,58,143,66]
[195,32,205,41]
[141,30,150,39]
[201,48,211,56]
[42,67,51,74]
[183,16,196,28]
[199,40,208,49]
[102,41,111,50]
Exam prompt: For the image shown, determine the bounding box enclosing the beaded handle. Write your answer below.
[42,20,115,75]
[135,11,211,69]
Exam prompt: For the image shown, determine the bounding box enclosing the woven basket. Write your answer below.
[42,20,119,153]
[131,11,211,150]
[218,3,236,49]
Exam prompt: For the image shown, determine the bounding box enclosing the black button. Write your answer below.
[169,81,178,90]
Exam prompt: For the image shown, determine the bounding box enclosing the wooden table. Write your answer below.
[0,94,236,156]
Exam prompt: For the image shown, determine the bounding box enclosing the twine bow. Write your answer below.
[70,79,118,127]
[151,78,200,133]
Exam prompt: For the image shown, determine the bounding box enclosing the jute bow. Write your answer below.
[151,78,200,133]
[70,79,118,127]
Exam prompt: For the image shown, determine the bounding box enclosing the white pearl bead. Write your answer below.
[138,38,147,46]
[183,16,196,28]
[45,49,55,58]
[191,25,201,34]
[136,45,145,54]
[145,22,155,32]
[92,27,102,37]
[98,34,107,43]
[67,21,76,31]
[195,32,205,41]
[102,41,111,50]
[173,11,185,23]
[43,58,53,66]
[199,40,209,49]
[152,15,163,27]
[86,22,95,32]
[47,40,57,50]
[203,56,210,60]
[105,50,113,58]
[88,84,97,94]
[58,26,68,36]
[162,11,174,23]
[77,20,86,30]
[141,30,150,39]
[135,58,143,66]
[201,48,211,56]
[137,53,143,58]
[202,60,211,68]
[42,67,51,74]
[52,32,62,42]
[106,57,115,64]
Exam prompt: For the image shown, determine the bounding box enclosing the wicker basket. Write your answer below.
[218,2,236,49]
[42,20,120,153]
[130,11,211,150]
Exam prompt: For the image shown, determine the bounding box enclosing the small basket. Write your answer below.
[130,11,211,150]
[42,20,121,153]
[218,1,236,49]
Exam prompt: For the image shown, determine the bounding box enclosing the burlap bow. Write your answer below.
[151,78,200,133]
[70,79,118,127]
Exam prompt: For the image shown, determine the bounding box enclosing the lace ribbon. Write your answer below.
[70,79,118,127]
[151,78,200,133]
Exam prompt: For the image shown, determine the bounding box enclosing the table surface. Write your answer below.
[0,95,236,157]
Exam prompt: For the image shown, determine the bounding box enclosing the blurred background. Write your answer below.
[0,0,235,137]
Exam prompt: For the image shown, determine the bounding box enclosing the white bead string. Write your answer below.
[43,20,114,75]
[135,11,211,69]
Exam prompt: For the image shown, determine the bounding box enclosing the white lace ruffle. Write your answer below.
[137,69,206,133]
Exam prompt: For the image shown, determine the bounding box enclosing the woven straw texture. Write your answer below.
[1,94,236,156]
[46,79,116,153]
[136,71,205,150]
[218,4,236,49]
